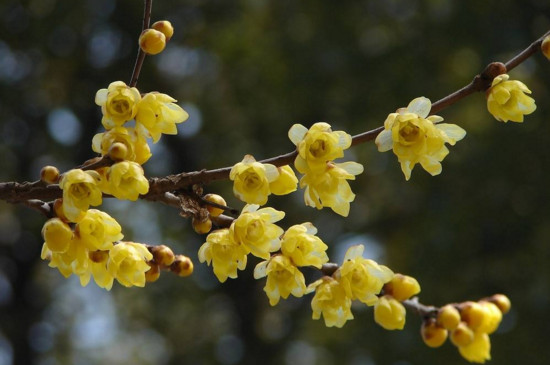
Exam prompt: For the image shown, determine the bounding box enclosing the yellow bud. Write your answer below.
[192,217,212,234]
[53,199,68,222]
[150,244,175,267]
[421,319,448,348]
[542,36,550,61]
[460,301,485,331]
[384,273,421,301]
[145,263,161,282]
[437,304,461,330]
[40,165,60,184]
[204,193,227,217]
[450,322,474,347]
[42,218,73,253]
[170,255,194,277]
[487,294,511,314]
[108,142,128,161]
[152,20,174,41]
[139,29,166,55]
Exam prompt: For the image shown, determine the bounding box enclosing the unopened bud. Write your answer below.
[421,319,448,348]
[486,294,511,314]
[204,193,227,217]
[450,322,474,347]
[459,301,485,331]
[150,245,175,267]
[384,273,421,301]
[89,250,109,263]
[437,304,461,330]
[139,29,166,55]
[171,255,194,277]
[192,217,212,234]
[151,20,174,41]
[108,142,128,161]
[40,166,60,184]
[145,263,161,282]
[53,199,68,221]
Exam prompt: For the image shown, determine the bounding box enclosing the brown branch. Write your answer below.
[129,0,153,87]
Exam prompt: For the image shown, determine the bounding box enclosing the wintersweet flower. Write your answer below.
[374,295,406,330]
[135,92,188,142]
[41,237,88,279]
[107,241,153,288]
[107,161,149,200]
[75,209,123,251]
[81,250,115,290]
[254,255,306,306]
[458,332,491,363]
[280,223,328,268]
[337,245,394,306]
[95,81,141,129]
[289,122,352,174]
[477,301,502,335]
[486,74,536,123]
[269,165,298,196]
[375,97,466,180]
[59,169,103,222]
[92,126,152,165]
[229,155,279,205]
[198,229,248,282]
[307,277,353,328]
[42,218,74,253]
[230,204,285,260]
[300,161,364,217]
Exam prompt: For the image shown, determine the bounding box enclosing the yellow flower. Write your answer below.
[254,255,306,306]
[486,74,536,123]
[300,161,363,217]
[75,209,123,251]
[289,122,352,174]
[107,241,153,288]
[280,223,328,268]
[458,332,491,364]
[269,165,298,196]
[230,204,285,260]
[307,277,353,328]
[384,273,421,302]
[374,295,406,330]
[59,169,103,222]
[337,245,394,306]
[95,81,141,129]
[92,126,152,165]
[107,161,149,200]
[375,97,466,180]
[229,155,279,205]
[198,229,248,283]
[42,218,74,253]
[41,237,88,279]
[135,92,189,142]
[476,301,503,335]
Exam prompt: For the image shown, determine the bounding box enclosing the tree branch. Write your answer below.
[129,0,153,87]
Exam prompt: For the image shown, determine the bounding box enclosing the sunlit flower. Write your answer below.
[107,241,153,288]
[300,161,363,217]
[458,332,491,364]
[254,255,306,306]
[375,97,466,180]
[307,277,353,328]
[77,250,115,290]
[269,165,298,196]
[41,237,88,279]
[75,209,123,251]
[59,169,103,222]
[135,92,188,142]
[106,161,149,200]
[42,218,74,253]
[280,223,328,268]
[95,81,141,129]
[198,229,248,283]
[92,126,152,165]
[229,155,279,205]
[337,245,393,306]
[230,204,284,260]
[486,74,536,123]
[374,295,406,330]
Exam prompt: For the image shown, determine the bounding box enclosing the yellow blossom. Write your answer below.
[106,161,149,200]
[458,332,491,364]
[92,126,151,165]
[135,92,188,142]
[477,301,503,335]
[486,74,536,123]
[280,223,328,268]
[75,209,123,251]
[107,241,153,288]
[75,250,115,290]
[375,97,466,180]
[95,81,141,129]
[374,295,406,330]
[59,169,103,222]
[230,204,285,260]
[269,165,298,196]
[229,155,279,205]
[41,238,88,279]
[337,245,394,306]
[300,161,363,217]
[289,122,352,174]
[254,255,306,306]
[307,277,353,328]
[42,218,74,253]
[198,229,248,282]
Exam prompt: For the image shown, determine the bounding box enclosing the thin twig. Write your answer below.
[129,0,153,87]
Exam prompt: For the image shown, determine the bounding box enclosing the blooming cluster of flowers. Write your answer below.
[289,123,364,216]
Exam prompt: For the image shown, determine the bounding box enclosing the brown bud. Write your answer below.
[421,319,448,348]
[486,294,511,314]
[145,263,161,282]
[108,142,128,162]
[89,250,109,263]
[40,165,60,184]
[204,193,227,217]
[170,255,194,277]
[151,20,174,41]
[150,245,175,267]
[53,199,68,221]
[192,217,212,234]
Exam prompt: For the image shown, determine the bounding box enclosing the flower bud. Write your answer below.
[53,199,68,221]
[139,29,166,55]
[421,319,448,348]
[42,218,73,253]
[40,165,60,184]
[192,217,212,234]
[460,301,485,331]
[170,255,194,277]
[145,263,161,282]
[383,273,421,301]
[204,193,227,217]
[542,36,550,61]
[108,142,128,161]
[437,304,461,330]
[152,20,174,41]
[487,294,511,314]
[450,322,474,347]
[150,244,175,266]
[89,250,109,263]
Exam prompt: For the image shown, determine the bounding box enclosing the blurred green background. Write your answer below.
[1,0,550,364]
